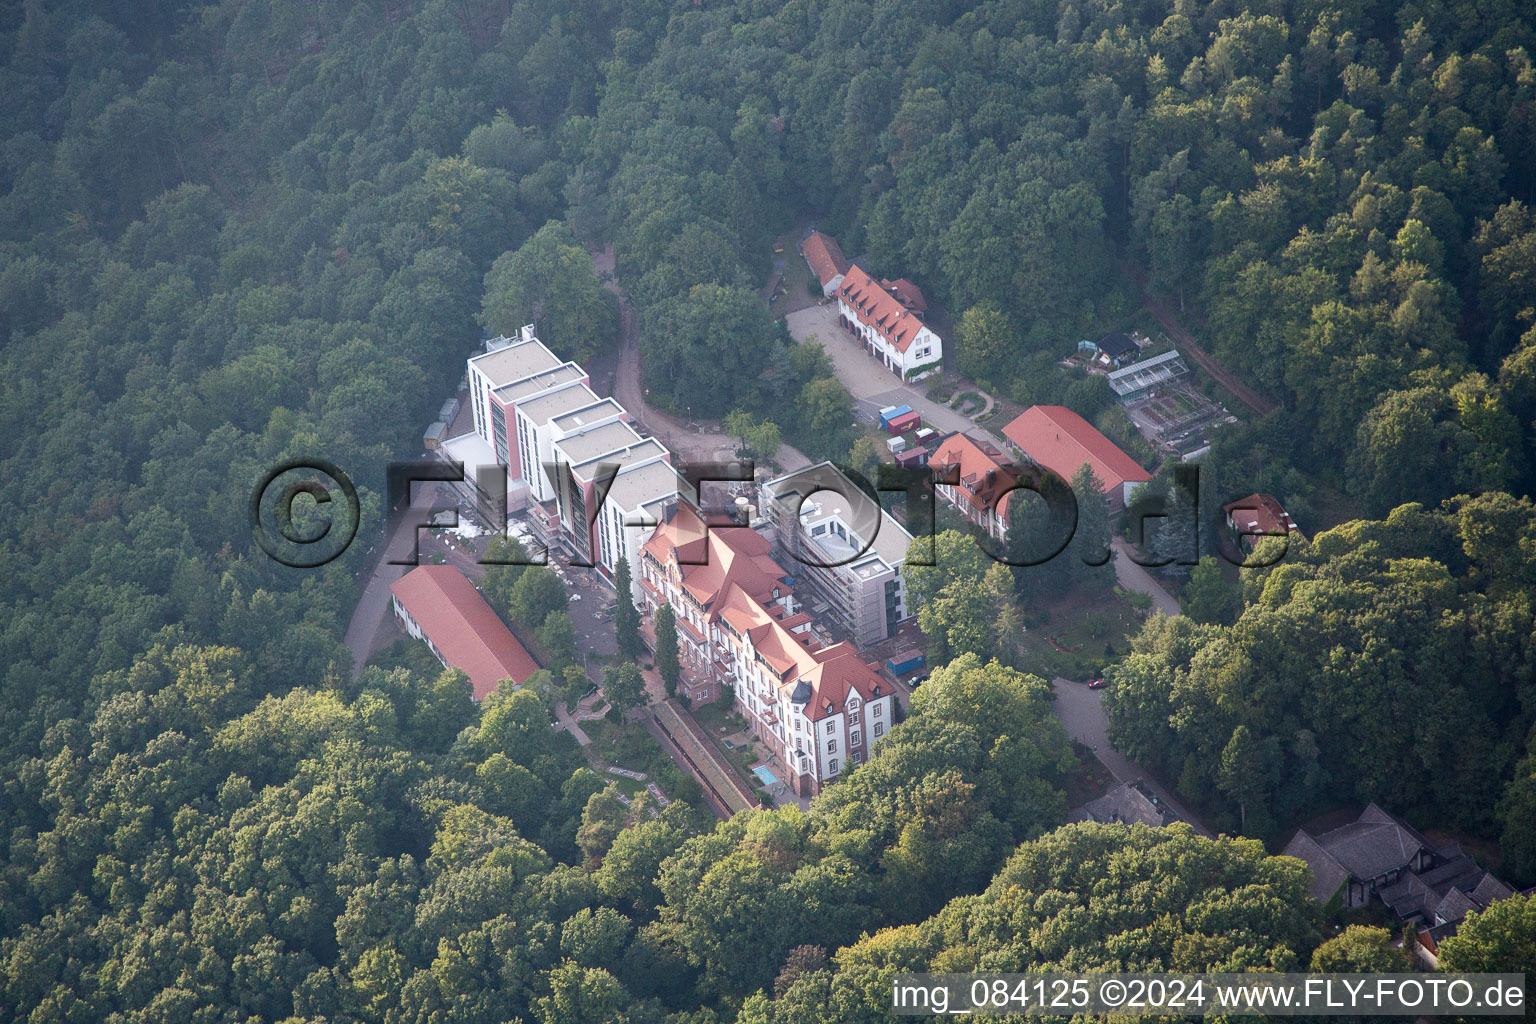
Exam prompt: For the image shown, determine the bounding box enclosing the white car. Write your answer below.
[570,593,581,602]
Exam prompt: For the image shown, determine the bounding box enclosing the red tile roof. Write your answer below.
[838,265,929,353]
[1223,493,1297,545]
[930,432,1020,519]
[389,565,540,700]
[644,503,886,721]
[800,231,848,288]
[884,277,927,313]
[642,503,787,612]
[1001,406,1151,496]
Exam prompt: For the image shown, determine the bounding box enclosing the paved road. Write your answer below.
[1051,676,1212,836]
[786,303,1010,448]
[343,480,464,675]
[592,245,810,473]
[1109,538,1182,617]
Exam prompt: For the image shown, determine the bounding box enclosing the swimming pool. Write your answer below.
[752,765,778,786]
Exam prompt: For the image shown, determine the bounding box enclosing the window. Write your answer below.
[828,739,837,753]
[874,722,884,738]
[828,758,839,774]
[851,730,861,745]
[695,691,707,702]
[872,703,883,717]
[825,721,835,735]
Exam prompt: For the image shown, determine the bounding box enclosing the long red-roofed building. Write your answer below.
[835,264,943,380]
[800,230,848,295]
[389,565,540,700]
[1002,405,1152,513]
[639,502,896,796]
[929,432,1022,541]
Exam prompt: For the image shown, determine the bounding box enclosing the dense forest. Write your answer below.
[4,0,1536,1020]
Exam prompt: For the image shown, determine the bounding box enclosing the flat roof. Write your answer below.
[802,492,912,571]
[553,397,623,433]
[469,338,562,387]
[439,430,501,473]
[495,363,585,404]
[553,420,643,466]
[763,462,913,569]
[516,381,600,424]
[608,460,686,518]
[571,438,668,482]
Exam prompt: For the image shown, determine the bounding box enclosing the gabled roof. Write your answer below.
[800,230,848,287]
[389,565,539,700]
[644,503,888,722]
[930,432,1020,519]
[1097,332,1138,359]
[1001,406,1151,496]
[1223,493,1298,539]
[1281,829,1353,902]
[1071,781,1172,828]
[643,503,787,612]
[885,277,927,313]
[838,264,930,353]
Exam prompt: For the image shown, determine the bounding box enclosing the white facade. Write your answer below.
[836,302,942,378]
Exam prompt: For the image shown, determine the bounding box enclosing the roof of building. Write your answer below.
[495,363,586,404]
[553,397,624,434]
[838,264,930,353]
[516,380,600,425]
[470,337,562,388]
[570,438,668,483]
[930,432,1021,519]
[1069,781,1175,828]
[1278,802,1515,913]
[389,565,539,700]
[553,420,643,466]
[1223,493,1299,539]
[801,230,849,287]
[1107,349,1189,397]
[766,462,915,574]
[644,503,888,721]
[1001,406,1152,496]
[607,460,686,518]
[884,277,927,313]
[1097,332,1138,359]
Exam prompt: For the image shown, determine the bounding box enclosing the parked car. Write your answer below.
[1088,677,1107,689]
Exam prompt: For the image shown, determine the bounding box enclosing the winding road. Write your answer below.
[592,246,811,473]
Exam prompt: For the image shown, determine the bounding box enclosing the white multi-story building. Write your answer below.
[761,463,914,647]
[835,265,943,380]
[455,326,680,590]
[639,502,896,796]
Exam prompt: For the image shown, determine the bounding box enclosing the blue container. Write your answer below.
[887,652,924,675]
[879,404,913,430]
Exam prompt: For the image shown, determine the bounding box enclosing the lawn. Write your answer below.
[1008,583,1148,680]
[689,700,765,783]
[583,717,669,778]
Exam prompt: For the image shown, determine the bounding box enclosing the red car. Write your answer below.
[1087,677,1107,689]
